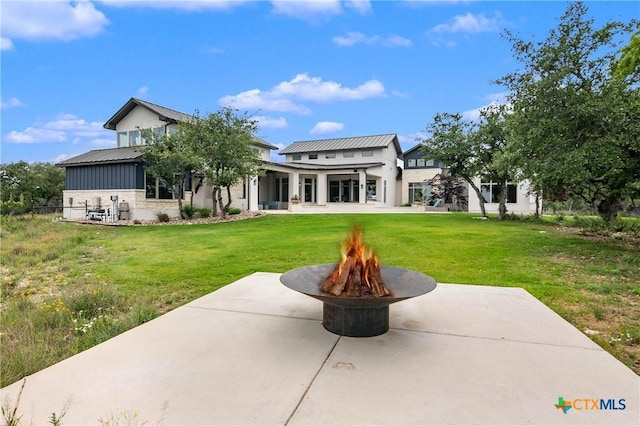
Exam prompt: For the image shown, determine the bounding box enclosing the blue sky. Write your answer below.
[1,0,637,164]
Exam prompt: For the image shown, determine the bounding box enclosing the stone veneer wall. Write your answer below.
[62,189,192,222]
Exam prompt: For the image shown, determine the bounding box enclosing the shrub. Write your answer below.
[199,208,211,218]
[156,212,170,223]
[227,207,242,215]
[183,204,196,219]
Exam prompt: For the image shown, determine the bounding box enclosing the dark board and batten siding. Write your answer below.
[65,163,144,190]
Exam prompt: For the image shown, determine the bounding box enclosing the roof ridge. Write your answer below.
[132,98,194,118]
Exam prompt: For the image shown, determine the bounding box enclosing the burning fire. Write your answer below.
[321,227,390,297]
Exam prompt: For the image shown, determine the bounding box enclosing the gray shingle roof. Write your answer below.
[56,147,146,167]
[279,134,401,156]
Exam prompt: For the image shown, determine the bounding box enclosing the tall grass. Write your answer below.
[1,213,639,388]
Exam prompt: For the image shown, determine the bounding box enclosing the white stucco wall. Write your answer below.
[467,178,537,215]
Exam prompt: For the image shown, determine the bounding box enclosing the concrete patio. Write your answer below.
[2,272,638,425]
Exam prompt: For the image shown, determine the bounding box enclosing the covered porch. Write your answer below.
[258,163,386,211]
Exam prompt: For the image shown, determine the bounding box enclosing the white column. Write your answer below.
[316,172,327,205]
[248,176,259,211]
[358,170,367,204]
[290,172,300,200]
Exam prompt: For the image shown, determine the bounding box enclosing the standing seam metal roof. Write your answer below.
[279,134,401,155]
[56,147,146,167]
[103,98,278,150]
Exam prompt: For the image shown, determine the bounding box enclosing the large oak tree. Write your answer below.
[497,2,639,223]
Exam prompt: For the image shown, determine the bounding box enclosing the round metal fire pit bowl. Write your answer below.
[280,264,437,337]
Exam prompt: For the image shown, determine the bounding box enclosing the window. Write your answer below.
[480,181,517,203]
[407,159,416,168]
[366,179,377,200]
[417,159,425,167]
[362,150,373,157]
[325,152,336,159]
[309,153,318,160]
[145,172,176,200]
[129,130,140,146]
[408,182,429,204]
[343,151,354,158]
[282,178,289,202]
[292,154,301,161]
[118,132,128,147]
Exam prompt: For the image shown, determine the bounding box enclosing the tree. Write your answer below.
[182,107,263,218]
[497,2,639,223]
[614,30,640,82]
[426,172,467,211]
[139,127,196,219]
[0,161,64,214]
[418,104,513,219]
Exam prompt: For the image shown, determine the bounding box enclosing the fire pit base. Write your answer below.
[280,264,437,338]
[323,303,389,337]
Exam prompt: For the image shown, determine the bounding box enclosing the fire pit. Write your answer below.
[280,264,436,337]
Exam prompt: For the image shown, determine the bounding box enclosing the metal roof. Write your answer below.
[103,98,278,150]
[262,161,384,172]
[103,98,194,130]
[56,147,146,167]
[279,134,401,156]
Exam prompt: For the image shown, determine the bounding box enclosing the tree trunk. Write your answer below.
[211,187,218,217]
[597,194,620,225]
[218,187,226,219]
[224,185,233,214]
[467,179,487,218]
[175,184,186,219]
[497,180,508,220]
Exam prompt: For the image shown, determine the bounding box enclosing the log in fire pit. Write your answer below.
[280,227,437,337]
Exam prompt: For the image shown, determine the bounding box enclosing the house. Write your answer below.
[58,98,277,221]
[402,143,537,215]
[259,134,403,211]
[467,177,538,215]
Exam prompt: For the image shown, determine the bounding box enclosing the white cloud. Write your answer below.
[1,97,25,110]
[270,0,343,21]
[1,1,109,44]
[219,73,386,115]
[202,44,225,54]
[1,37,14,51]
[4,114,112,145]
[432,12,502,33]
[344,0,372,14]
[137,86,149,97]
[333,31,412,47]
[220,88,312,115]
[99,0,249,11]
[310,121,344,135]
[6,128,67,144]
[255,116,288,129]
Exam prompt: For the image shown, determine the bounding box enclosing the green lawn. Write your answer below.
[1,213,639,387]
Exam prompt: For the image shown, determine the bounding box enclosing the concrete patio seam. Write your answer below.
[284,337,342,426]
[387,326,607,351]
[183,304,322,323]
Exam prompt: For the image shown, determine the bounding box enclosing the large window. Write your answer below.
[362,150,374,157]
[118,132,128,147]
[408,182,429,204]
[292,154,302,161]
[480,182,517,203]
[146,172,175,199]
[129,130,140,146]
[343,151,354,158]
